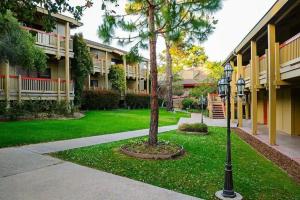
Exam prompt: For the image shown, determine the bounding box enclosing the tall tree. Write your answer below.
[72,33,93,106]
[98,0,221,146]
[0,0,92,31]
[157,1,221,111]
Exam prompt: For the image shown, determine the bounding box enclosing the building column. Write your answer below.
[64,22,70,102]
[146,62,150,94]
[136,64,139,92]
[105,52,109,89]
[268,24,277,145]
[2,61,10,106]
[123,55,127,94]
[230,61,236,122]
[87,74,91,90]
[251,41,258,134]
[237,54,243,127]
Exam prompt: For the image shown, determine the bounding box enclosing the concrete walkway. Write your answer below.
[0,120,203,200]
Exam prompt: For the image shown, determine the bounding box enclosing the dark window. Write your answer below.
[38,68,51,78]
[90,80,98,87]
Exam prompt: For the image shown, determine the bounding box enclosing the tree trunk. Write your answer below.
[164,39,173,111]
[148,1,159,146]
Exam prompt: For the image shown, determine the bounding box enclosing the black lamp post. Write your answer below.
[215,63,245,200]
[199,95,206,123]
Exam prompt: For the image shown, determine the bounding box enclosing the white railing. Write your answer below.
[22,26,73,51]
[126,65,136,77]
[92,57,106,74]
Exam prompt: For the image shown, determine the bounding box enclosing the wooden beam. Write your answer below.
[251,41,258,135]
[64,22,70,102]
[230,61,236,122]
[123,55,127,94]
[105,52,109,89]
[268,24,277,145]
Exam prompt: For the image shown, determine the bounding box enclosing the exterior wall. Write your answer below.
[292,88,300,136]
[276,88,292,134]
[257,91,265,124]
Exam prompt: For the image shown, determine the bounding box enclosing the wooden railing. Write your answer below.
[92,57,106,74]
[0,75,74,100]
[127,65,137,77]
[22,26,73,51]
[280,32,300,65]
[244,65,251,80]
[259,54,267,73]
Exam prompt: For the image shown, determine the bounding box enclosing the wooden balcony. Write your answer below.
[244,64,251,88]
[258,54,268,85]
[22,26,74,58]
[92,57,107,74]
[126,65,137,78]
[0,75,74,101]
[279,32,300,80]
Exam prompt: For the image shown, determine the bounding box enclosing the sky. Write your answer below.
[71,0,277,62]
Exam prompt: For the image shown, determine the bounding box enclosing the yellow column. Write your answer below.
[146,62,150,94]
[268,24,277,145]
[64,22,70,102]
[123,55,127,94]
[3,61,10,105]
[251,41,258,135]
[136,64,139,92]
[105,52,109,89]
[237,54,243,127]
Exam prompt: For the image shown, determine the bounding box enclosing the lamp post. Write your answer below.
[199,95,206,123]
[215,63,245,200]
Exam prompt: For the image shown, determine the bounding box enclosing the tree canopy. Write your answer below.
[0,11,47,71]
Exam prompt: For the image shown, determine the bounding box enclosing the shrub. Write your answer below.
[125,93,150,109]
[181,98,196,109]
[0,101,7,115]
[178,123,208,133]
[82,89,120,110]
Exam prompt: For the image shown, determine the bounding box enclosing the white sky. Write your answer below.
[71,0,277,61]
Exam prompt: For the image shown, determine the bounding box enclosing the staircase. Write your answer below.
[212,103,225,119]
[207,93,225,119]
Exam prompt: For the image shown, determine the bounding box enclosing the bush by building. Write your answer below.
[178,123,208,133]
[125,93,150,109]
[82,89,120,110]
[181,98,198,109]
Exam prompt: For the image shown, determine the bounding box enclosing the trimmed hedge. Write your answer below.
[125,93,150,109]
[178,123,208,133]
[82,89,120,110]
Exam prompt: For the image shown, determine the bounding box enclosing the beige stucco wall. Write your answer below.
[257,91,265,124]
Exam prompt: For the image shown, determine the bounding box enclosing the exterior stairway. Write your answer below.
[207,93,225,119]
[212,103,225,119]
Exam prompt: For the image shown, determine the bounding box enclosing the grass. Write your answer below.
[53,127,300,200]
[0,109,189,148]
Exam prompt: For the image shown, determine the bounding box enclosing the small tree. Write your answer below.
[108,64,126,93]
[72,33,93,106]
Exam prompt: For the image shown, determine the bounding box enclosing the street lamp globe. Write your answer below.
[218,77,228,98]
[224,63,233,81]
[236,76,245,97]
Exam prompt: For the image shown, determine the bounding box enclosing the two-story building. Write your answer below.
[85,39,150,94]
[225,0,300,147]
[0,7,82,102]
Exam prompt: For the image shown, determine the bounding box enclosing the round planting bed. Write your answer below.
[120,141,185,160]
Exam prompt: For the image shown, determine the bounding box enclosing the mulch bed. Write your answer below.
[234,128,300,183]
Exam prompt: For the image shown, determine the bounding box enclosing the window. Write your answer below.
[90,80,98,87]
[38,68,51,78]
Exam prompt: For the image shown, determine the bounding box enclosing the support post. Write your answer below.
[230,61,236,122]
[237,54,243,127]
[251,41,258,135]
[123,55,127,94]
[4,61,10,107]
[105,52,109,89]
[57,78,61,101]
[136,64,139,92]
[18,75,22,102]
[268,24,277,145]
[146,62,150,94]
[64,22,70,102]
[87,74,91,90]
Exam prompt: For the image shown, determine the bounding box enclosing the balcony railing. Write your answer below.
[139,68,147,79]
[22,26,73,52]
[92,57,107,74]
[126,65,137,78]
[244,65,251,88]
[280,32,300,65]
[0,75,74,101]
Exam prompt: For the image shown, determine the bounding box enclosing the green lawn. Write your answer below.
[0,109,189,148]
[53,127,300,200]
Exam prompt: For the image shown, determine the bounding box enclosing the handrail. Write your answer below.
[280,32,300,48]
[22,26,65,39]
[259,54,266,61]
[4,75,71,83]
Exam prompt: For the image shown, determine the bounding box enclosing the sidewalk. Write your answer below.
[0,120,202,200]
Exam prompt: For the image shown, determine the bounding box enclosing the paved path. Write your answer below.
[0,120,203,200]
